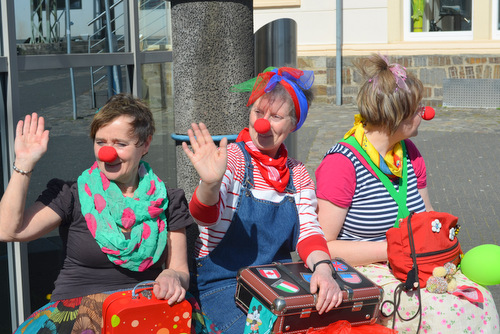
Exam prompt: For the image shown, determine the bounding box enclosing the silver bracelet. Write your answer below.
[12,163,33,175]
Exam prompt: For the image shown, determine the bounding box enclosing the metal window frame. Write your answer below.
[493,0,500,39]
[0,0,172,330]
[403,0,474,41]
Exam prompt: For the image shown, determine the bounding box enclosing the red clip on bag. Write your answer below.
[386,211,463,288]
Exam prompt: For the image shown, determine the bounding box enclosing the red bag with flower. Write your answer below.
[386,211,463,289]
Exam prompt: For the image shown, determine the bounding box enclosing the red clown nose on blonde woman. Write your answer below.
[422,106,435,121]
[254,118,271,134]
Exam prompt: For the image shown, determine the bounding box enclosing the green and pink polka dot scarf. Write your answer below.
[77,161,168,272]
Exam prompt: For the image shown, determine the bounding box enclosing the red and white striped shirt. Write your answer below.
[189,143,328,262]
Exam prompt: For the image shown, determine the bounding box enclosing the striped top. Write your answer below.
[192,143,325,258]
[315,140,426,241]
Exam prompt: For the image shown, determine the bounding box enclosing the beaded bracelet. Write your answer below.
[12,163,33,176]
[312,259,337,278]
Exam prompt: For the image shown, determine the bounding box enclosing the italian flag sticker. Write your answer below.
[272,279,299,293]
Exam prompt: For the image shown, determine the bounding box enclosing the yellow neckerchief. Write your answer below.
[343,114,403,178]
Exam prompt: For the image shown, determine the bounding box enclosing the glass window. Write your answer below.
[18,68,108,200]
[141,62,176,187]
[18,67,96,316]
[139,0,172,51]
[0,72,11,334]
[1,6,10,332]
[13,63,176,320]
[15,1,125,53]
[494,0,500,39]
[141,0,164,10]
[33,0,82,11]
[0,4,3,57]
[0,242,12,333]
[404,0,473,41]
[4,2,175,328]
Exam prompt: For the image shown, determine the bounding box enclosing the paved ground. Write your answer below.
[297,102,500,310]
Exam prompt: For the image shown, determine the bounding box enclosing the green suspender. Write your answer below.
[340,136,409,228]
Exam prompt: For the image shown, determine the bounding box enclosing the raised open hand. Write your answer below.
[182,123,228,186]
[14,113,49,170]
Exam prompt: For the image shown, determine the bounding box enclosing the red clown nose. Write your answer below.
[422,106,435,121]
[98,146,118,163]
[254,118,271,134]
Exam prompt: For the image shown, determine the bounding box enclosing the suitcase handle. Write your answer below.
[276,261,354,302]
[131,280,156,298]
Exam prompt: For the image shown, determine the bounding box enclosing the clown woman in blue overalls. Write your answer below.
[183,67,343,334]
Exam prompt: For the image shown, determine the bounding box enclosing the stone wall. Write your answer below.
[299,54,500,107]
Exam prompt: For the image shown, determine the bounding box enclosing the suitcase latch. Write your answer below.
[300,308,313,318]
[343,284,354,301]
[352,302,363,312]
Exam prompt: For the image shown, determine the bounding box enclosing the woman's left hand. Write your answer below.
[153,269,186,305]
[309,264,343,314]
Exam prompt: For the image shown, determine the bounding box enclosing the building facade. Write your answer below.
[254,0,500,106]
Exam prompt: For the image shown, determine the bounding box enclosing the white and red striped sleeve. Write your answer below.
[193,144,246,256]
[289,159,330,261]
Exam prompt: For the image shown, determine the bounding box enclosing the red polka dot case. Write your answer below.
[102,281,192,334]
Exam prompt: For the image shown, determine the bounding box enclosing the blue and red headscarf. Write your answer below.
[231,67,314,131]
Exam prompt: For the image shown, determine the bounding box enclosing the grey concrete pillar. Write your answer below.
[171,0,254,200]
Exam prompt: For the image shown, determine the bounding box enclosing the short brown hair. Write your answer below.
[90,93,155,146]
[354,54,423,133]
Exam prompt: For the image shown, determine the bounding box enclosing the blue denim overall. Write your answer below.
[193,142,299,334]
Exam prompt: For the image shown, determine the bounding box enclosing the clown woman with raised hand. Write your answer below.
[183,66,342,334]
[0,93,194,333]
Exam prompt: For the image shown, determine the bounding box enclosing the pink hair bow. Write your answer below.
[382,55,409,92]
